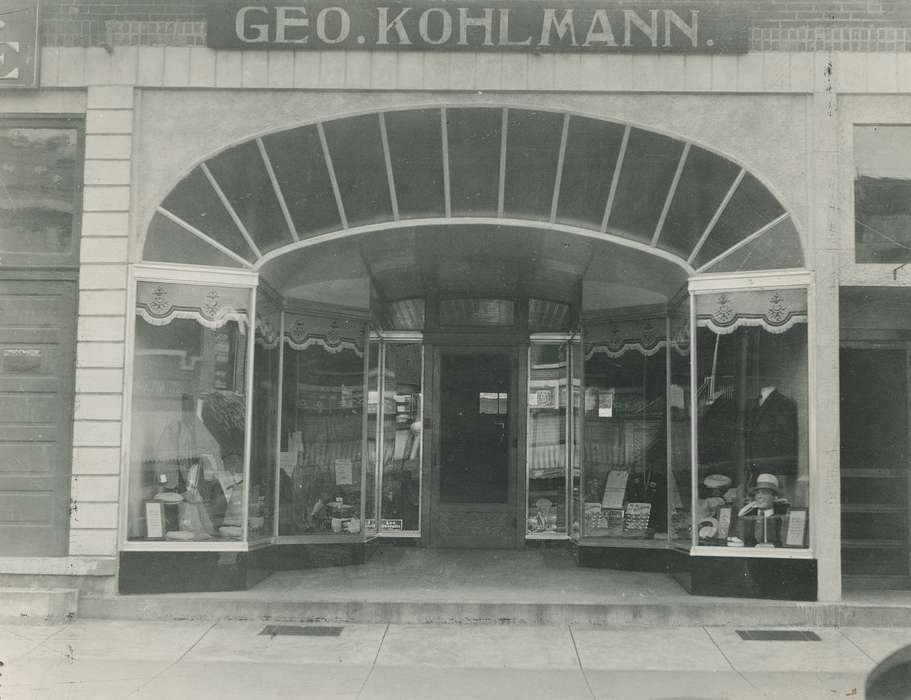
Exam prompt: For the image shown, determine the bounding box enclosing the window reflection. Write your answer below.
[0,127,78,256]
[855,125,911,263]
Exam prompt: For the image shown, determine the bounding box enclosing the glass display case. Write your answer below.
[692,288,810,550]
[127,281,251,543]
[277,311,367,538]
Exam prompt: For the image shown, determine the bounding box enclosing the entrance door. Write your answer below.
[840,347,911,585]
[0,277,77,555]
[430,349,517,548]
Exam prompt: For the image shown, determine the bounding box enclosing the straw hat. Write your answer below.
[703,473,732,490]
[749,473,780,496]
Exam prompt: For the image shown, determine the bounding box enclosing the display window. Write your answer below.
[581,315,669,542]
[278,311,367,538]
[693,288,810,550]
[370,339,424,535]
[127,281,252,543]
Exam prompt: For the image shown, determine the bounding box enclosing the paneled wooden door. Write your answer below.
[429,347,519,548]
[0,276,77,555]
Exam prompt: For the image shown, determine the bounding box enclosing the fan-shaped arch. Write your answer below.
[143,106,804,276]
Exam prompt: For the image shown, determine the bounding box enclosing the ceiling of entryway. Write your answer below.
[142,106,805,281]
[258,224,686,311]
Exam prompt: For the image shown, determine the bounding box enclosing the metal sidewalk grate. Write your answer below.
[260,625,343,637]
[736,630,821,641]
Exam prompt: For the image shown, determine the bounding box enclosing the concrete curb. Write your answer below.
[77,596,911,627]
[0,588,78,625]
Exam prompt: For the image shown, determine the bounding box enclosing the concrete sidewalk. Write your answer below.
[3,619,908,699]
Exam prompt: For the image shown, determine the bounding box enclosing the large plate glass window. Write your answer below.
[581,314,668,543]
[128,282,251,543]
[278,311,367,538]
[854,125,911,263]
[693,288,810,550]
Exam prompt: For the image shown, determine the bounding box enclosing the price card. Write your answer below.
[334,458,353,486]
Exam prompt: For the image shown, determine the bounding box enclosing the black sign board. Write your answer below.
[0,0,40,88]
[207,2,749,53]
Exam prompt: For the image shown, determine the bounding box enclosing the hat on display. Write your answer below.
[749,473,780,495]
[703,474,732,490]
[697,517,719,539]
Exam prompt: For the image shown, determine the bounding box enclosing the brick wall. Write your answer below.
[38,0,911,50]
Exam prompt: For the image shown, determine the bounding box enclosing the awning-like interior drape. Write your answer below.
[284,311,365,356]
[585,316,667,359]
[695,288,807,335]
[136,281,250,330]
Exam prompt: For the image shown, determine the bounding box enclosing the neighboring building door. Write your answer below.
[430,348,518,548]
[840,346,911,587]
[0,275,77,555]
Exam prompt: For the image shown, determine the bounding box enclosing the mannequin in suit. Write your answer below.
[745,385,798,491]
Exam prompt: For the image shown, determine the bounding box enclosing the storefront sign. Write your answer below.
[0,0,40,88]
[208,2,749,53]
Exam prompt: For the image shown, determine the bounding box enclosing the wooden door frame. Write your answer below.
[422,342,526,549]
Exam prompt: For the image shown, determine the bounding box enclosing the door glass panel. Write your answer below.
[527,343,568,536]
[439,353,510,503]
[379,344,423,533]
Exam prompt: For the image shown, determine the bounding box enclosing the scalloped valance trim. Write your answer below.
[585,341,667,360]
[695,290,807,336]
[284,335,364,357]
[136,282,250,331]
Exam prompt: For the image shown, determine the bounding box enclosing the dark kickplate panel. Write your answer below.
[736,630,821,641]
[260,625,343,637]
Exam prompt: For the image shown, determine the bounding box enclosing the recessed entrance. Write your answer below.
[432,349,517,549]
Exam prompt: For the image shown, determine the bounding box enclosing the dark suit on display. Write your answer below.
[745,389,798,488]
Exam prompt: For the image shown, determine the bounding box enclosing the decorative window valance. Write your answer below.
[585,316,667,359]
[255,290,282,350]
[695,289,807,335]
[284,312,365,356]
[136,282,250,330]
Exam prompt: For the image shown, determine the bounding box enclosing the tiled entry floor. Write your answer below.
[245,546,688,604]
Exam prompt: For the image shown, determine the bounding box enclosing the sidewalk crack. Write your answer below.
[122,618,220,699]
[702,626,766,697]
[838,628,877,664]
[567,625,596,700]
[355,623,389,699]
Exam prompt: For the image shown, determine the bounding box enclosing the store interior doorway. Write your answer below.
[431,348,518,549]
[840,345,911,588]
